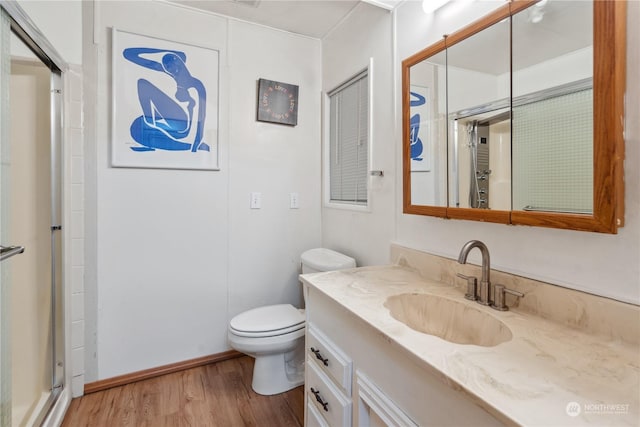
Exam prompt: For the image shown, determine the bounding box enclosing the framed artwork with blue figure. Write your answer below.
[409,85,431,172]
[112,29,219,170]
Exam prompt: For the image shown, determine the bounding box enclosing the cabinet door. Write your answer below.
[356,371,419,427]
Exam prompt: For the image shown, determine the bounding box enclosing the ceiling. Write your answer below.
[163,1,592,72]
[164,0,403,39]
[426,0,593,76]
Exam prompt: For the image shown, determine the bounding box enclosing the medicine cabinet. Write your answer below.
[402,0,626,233]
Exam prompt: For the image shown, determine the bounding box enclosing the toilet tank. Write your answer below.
[301,248,356,274]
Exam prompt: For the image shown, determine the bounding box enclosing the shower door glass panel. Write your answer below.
[8,30,60,427]
[0,8,12,427]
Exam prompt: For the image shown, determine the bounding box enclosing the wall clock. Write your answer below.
[257,78,299,126]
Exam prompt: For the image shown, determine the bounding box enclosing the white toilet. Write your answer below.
[227,248,356,395]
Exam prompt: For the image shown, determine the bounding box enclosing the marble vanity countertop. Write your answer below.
[301,265,640,426]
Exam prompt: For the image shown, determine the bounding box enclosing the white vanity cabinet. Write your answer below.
[303,282,504,427]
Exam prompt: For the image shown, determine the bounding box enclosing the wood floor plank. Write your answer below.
[158,368,182,418]
[283,385,305,426]
[133,375,162,424]
[208,361,256,426]
[62,356,303,427]
[116,385,138,426]
[220,362,259,426]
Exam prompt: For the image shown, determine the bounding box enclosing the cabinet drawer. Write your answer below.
[306,398,330,427]
[306,357,352,427]
[308,323,352,395]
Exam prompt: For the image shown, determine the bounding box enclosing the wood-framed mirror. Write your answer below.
[402,0,626,233]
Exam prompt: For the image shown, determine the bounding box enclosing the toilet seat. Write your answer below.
[229,304,305,338]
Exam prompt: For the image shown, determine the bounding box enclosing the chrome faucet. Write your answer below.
[457,240,524,310]
[457,240,491,305]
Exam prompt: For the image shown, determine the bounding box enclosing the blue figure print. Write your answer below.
[123,47,209,152]
[410,91,426,162]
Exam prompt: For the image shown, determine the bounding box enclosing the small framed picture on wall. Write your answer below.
[256,78,299,126]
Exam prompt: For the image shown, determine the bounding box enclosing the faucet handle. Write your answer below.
[456,273,478,301]
[492,284,524,311]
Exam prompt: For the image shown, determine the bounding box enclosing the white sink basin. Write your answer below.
[384,293,512,347]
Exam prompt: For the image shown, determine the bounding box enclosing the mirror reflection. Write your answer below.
[447,18,510,210]
[408,49,447,207]
[406,0,596,213]
[511,0,593,214]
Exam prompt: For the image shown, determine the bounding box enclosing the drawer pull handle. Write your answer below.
[310,347,329,366]
[310,387,329,412]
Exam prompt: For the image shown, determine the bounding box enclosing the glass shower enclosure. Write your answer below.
[0,3,66,426]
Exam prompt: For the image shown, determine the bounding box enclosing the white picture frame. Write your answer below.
[112,29,220,170]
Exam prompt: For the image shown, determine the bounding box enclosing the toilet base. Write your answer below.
[251,345,305,395]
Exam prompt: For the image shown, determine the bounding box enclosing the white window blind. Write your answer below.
[329,72,368,205]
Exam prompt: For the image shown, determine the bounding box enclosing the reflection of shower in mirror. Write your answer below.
[466,121,491,209]
[451,108,510,211]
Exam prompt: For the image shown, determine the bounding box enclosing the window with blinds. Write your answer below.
[328,71,369,205]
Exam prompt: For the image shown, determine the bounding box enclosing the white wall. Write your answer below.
[321,2,395,267]
[512,47,592,97]
[16,0,82,65]
[226,19,322,317]
[84,1,322,380]
[391,1,639,304]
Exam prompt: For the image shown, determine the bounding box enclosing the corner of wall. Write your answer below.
[64,64,85,398]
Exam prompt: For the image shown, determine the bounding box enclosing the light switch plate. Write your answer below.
[290,192,299,209]
[250,192,261,209]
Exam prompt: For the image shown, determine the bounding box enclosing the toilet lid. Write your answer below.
[229,304,305,335]
[301,248,356,271]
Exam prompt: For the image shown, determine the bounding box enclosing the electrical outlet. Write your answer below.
[290,192,299,209]
[250,192,261,209]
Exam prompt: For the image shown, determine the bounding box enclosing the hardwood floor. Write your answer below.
[62,356,304,427]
